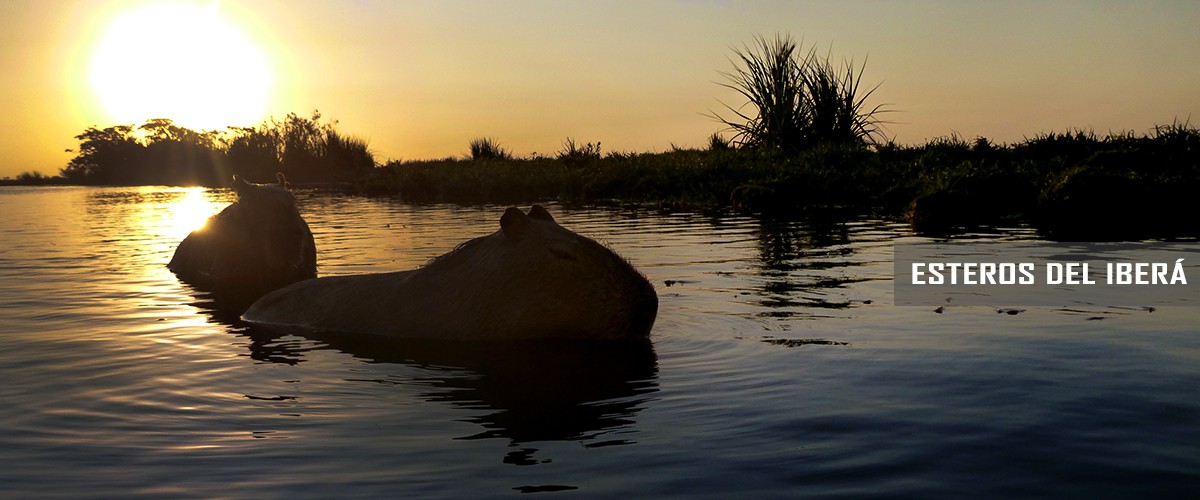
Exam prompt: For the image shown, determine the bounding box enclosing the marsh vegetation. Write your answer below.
[364,122,1199,239]
[710,34,889,152]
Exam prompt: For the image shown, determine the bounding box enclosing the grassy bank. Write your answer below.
[364,145,895,209]
[11,117,1196,240]
[355,123,1198,239]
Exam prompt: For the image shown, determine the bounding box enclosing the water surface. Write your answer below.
[1,186,1197,498]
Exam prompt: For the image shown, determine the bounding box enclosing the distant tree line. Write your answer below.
[6,171,66,185]
[59,111,375,186]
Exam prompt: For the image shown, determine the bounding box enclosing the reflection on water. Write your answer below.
[316,334,657,446]
[230,323,659,450]
[1,186,1198,498]
[752,214,863,313]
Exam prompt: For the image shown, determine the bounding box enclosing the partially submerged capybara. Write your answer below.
[243,205,658,341]
[168,174,316,300]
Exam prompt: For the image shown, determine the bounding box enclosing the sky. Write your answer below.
[1,0,1198,179]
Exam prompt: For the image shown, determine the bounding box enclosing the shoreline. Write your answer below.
[6,124,1197,240]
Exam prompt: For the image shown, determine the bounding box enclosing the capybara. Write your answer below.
[243,205,657,341]
[168,174,316,300]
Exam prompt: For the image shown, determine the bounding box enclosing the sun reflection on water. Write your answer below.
[108,186,234,288]
[164,187,224,242]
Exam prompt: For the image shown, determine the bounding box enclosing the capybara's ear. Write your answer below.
[500,206,530,238]
[528,205,555,223]
[232,175,250,197]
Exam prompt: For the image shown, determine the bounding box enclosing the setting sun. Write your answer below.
[88,2,272,130]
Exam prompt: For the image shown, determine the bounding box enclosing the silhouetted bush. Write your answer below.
[557,138,602,167]
[711,33,888,154]
[468,137,511,161]
[707,133,732,151]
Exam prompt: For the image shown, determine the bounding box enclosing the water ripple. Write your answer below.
[1,187,1197,498]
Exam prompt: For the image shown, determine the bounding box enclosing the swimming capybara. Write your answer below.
[168,174,316,300]
[242,205,657,341]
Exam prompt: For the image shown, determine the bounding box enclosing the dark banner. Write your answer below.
[894,240,1200,307]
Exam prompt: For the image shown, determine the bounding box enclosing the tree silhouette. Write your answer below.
[59,112,375,186]
[61,125,142,183]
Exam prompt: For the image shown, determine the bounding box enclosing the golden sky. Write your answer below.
[2,0,1198,178]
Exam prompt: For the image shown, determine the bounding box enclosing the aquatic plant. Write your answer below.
[799,50,889,147]
[707,133,731,151]
[712,34,807,153]
[469,137,512,161]
[321,129,376,178]
[557,138,602,167]
[711,33,888,154]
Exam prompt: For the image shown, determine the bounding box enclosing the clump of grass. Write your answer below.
[800,50,888,147]
[468,137,511,161]
[711,33,889,154]
[713,34,807,153]
[558,138,602,165]
[322,129,376,178]
[1011,129,1102,171]
[708,133,732,151]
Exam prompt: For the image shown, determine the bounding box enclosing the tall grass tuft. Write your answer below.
[801,51,889,147]
[322,129,376,177]
[469,137,512,161]
[712,33,888,154]
[713,34,806,153]
[558,138,602,165]
[708,133,732,151]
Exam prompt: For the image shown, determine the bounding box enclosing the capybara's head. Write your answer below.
[225,173,309,244]
[434,205,658,340]
[168,172,316,304]
[232,173,295,210]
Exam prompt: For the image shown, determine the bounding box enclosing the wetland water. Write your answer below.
[1,186,1198,498]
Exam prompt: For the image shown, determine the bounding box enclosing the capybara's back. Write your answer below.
[243,205,657,341]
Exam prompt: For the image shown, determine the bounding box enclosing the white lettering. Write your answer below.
[1046,263,1063,284]
[912,263,927,285]
[1019,263,1036,284]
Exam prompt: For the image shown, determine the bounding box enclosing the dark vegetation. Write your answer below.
[50,111,374,187]
[709,34,888,152]
[364,123,1199,239]
[6,34,1197,239]
[7,170,67,185]
[468,137,513,161]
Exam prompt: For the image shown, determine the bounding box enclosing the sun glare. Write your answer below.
[88,2,273,130]
[166,188,222,240]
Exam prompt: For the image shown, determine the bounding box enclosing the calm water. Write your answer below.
[1,186,1197,498]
